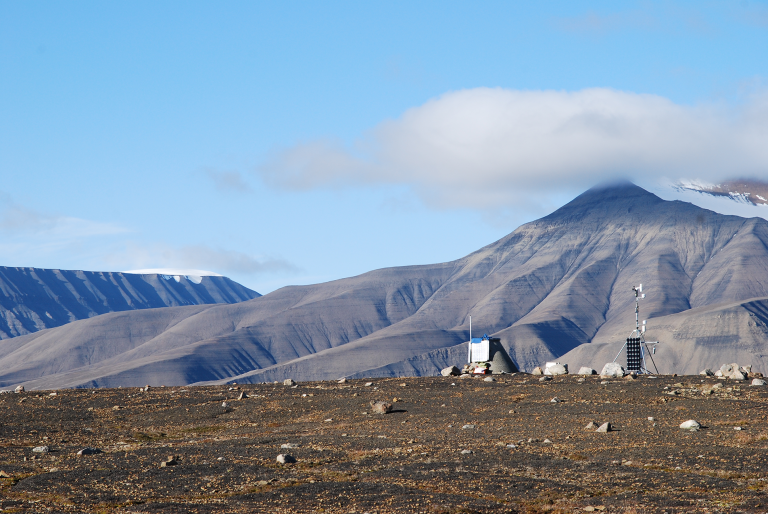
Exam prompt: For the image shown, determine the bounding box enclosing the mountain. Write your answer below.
[673,178,768,206]
[560,296,768,375]
[0,267,260,339]
[3,182,768,390]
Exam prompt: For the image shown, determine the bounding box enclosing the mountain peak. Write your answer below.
[578,179,659,202]
[542,180,664,222]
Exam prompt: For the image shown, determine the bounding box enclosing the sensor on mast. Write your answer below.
[613,284,660,374]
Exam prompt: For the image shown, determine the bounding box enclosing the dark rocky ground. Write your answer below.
[1,374,768,513]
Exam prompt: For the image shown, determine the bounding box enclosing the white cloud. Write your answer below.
[0,196,128,238]
[552,5,722,38]
[203,169,253,193]
[553,10,658,35]
[256,87,768,210]
[107,242,298,276]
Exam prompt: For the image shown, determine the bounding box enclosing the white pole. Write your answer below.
[468,315,472,363]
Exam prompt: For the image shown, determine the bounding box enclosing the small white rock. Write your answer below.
[544,362,568,375]
[600,362,625,378]
[679,420,701,430]
[276,454,296,464]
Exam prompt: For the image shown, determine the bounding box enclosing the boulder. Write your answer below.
[369,400,393,414]
[531,367,544,375]
[14,386,24,393]
[283,379,296,386]
[596,422,612,433]
[720,363,737,376]
[441,366,460,377]
[544,362,568,376]
[31,446,49,453]
[751,378,766,386]
[584,421,598,430]
[720,364,746,380]
[680,420,701,430]
[577,367,596,375]
[77,447,102,456]
[276,454,296,464]
[159,455,177,467]
[600,362,624,378]
[699,369,714,376]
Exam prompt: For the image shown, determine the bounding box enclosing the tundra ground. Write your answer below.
[1,374,767,513]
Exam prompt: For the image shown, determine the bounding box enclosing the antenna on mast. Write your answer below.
[612,283,660,374]
[467,315,472,364]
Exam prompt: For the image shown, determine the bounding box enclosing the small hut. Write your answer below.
[468,336,518,374]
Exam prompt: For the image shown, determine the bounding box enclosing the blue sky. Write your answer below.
[1,1,767,293]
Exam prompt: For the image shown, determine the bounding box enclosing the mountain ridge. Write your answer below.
[0,267,260,339]
[4,182,768,389]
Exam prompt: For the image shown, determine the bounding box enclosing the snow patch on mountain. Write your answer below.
[641,179,768,222]
[123,269,223,284]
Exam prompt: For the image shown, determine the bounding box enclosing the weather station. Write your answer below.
[465,316,517,374]
[612,284,660,374]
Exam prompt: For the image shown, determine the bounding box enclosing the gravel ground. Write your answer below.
[1,373,768,513]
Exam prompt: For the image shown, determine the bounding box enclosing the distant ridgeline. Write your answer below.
[3,183,768,390]
[0,267,260,339]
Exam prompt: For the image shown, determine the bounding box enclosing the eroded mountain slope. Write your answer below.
[0,268,259,339]
[5,182,768,388]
